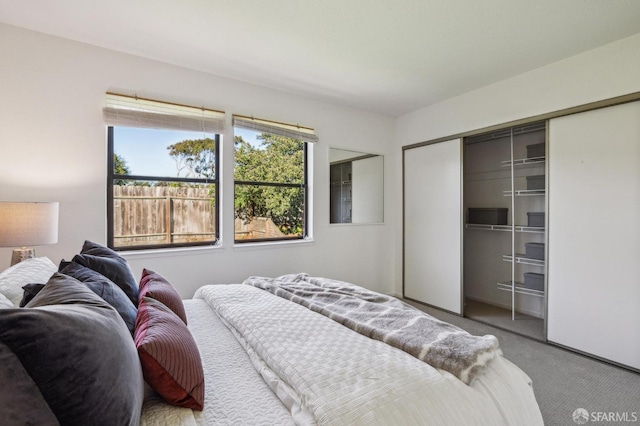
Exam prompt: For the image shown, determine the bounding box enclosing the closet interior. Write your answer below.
[463,122,547,340]
[330,161,353,223]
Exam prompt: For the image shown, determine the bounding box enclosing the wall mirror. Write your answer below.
[329,148,384,224]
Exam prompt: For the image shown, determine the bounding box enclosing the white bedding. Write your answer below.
[141,299,295,426]
[195,284,544,426]
[141,284,543,425]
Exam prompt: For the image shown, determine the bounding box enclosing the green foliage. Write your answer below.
[234,133,305,235]
[167,138,216,179]
[114,153,130,175]
[113,153,131,185]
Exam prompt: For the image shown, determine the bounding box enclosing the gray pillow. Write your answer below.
[72,240,139,306]
[0,273,144,425]
[19,283,46,307]
[59,260,137,334]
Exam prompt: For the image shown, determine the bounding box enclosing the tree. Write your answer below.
[113,153,131,185]
[234,133,304,235]
[114,153,130,175]
[167,138,216,179]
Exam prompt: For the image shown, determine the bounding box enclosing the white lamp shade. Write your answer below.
[0,202,59,247]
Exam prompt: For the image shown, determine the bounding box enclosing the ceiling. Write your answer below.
[2,0,640,117]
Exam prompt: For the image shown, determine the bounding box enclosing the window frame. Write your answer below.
[107,126,221,251]
[233,138,309,244]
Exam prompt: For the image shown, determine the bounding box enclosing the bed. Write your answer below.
[0,243,543,425]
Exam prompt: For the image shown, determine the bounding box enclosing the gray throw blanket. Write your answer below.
[244,273,500,385]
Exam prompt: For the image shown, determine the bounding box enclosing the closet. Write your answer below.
[403,95,640,371]
[547,101,640,370]
[463,122,546,340]
[403,126,546,339]
[404,138,462,314]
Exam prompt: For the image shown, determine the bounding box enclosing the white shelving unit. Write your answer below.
[503,189,546,197]
[463,121,547,338]
[501,157,545,167]
[497,281,544,298]
[466,224,544,233]
[502,254,545,267]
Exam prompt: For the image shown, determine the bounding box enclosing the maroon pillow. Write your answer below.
[134,297,204,410]
[139,269,187,324]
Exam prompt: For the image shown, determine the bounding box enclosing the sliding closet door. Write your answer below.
[548,101,640,370]
[404,139,462,314]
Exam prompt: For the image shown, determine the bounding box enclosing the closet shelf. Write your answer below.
[466,223,510,232]
[503,189,545,197]
[502,254,545,267]
[501,157,545,167]
[497,281,545,298]
[466,224,545,233]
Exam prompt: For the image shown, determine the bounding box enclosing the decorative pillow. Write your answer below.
[1,273,144,425]
[19,283,46,307]
[0,257,56,307]
[139,269,187,324]
[0,347,58,424]
[0,292,13,309]
[135,296,204,410]
[59,261,137,334]
[71,240,138,306]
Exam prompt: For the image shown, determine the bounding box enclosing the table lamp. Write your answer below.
[0,202,59,266]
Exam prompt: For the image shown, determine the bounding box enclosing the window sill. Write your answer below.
[328,222,385,227]
[233,237,314,251]
[119,243,223,260]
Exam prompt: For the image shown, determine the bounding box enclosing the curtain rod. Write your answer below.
[106,92,225,115]
[232,113,314,132]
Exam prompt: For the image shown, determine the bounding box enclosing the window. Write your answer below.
[233,116,317,242]
[104,93,224,250]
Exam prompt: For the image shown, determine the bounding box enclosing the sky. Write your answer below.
[113,127,262,178]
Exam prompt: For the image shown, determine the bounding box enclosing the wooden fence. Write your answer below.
[234,217,285,240]
[113,185,215,247]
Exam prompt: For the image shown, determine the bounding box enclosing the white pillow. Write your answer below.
[0,292,13,309]
[0,257,57,307]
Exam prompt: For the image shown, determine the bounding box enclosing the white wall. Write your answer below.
[4,23,640,300]
[0,23,395,297]
[393,32,640,295]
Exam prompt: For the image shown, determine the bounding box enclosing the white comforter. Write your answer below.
[141,299,294,426]
[195,284,544,426]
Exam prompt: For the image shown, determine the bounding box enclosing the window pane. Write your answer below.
[113,127,216,179]
[113,180,216,248]
[234,184,304,241]
[234,129,303,184]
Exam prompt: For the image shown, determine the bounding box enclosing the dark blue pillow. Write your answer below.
[19,283,45,307]
[1,273,143,425]
[59,261,137,334]
[71,240,138,306]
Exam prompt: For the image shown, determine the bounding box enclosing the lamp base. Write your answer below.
[11,247,36,266]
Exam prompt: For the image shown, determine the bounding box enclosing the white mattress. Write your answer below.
[140,299,295,426]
